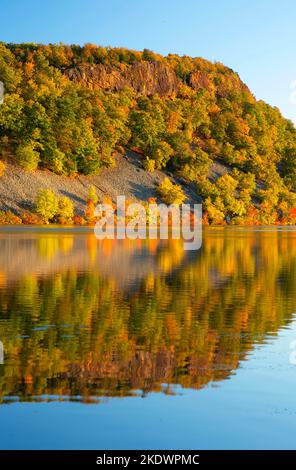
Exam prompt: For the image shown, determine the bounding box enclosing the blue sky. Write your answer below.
[1,0,296,121]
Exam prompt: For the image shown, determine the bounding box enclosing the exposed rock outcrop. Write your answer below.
[64,61,179,96]
[125,61,179,96]
[65,64,125,91]
[64,59,253,101]
[188,70,215,93]
[188,69,253,99]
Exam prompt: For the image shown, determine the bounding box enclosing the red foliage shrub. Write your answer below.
[0,211,22,225]
[73,215,87,225]
[21,211,44,225]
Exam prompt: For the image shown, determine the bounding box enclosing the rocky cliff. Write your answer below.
[64,60,252,99]
[64,61,180,96]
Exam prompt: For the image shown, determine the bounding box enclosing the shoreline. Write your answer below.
[0,224,296,232]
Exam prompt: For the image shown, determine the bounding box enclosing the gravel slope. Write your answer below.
[0,151,200,215]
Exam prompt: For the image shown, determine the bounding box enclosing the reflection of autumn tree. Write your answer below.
[37,236,74,259]
[0,231,296,402]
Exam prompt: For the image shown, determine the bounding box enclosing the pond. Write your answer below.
[0,227,296,449]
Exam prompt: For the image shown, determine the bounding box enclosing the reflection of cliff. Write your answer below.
[0,229,296,403]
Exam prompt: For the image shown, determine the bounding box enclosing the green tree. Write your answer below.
[157,177,186,205]
[35,189,59,223]
[57,196,74,222]
[88,186,99,205]
[143,157,156,172]
[15,142,40,171]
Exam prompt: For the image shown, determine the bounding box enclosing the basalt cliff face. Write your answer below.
[188,69,251,98]
[64,60,252,99]
[64,61,179,96]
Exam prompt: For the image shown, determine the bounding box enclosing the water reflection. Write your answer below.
[0,228,296,404]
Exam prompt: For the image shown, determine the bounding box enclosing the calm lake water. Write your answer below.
[0,227,296,449]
